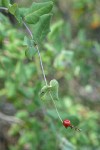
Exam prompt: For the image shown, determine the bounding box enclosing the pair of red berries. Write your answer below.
[63,119,81,131]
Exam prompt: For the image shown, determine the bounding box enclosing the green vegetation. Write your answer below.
[0,0,100,150]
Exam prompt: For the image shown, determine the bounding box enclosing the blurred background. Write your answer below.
[0,0,100,150]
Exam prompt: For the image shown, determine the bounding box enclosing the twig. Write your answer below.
[49,92,63,123]
[0,112,23,124]
[36,45,48,86]
[23,20,48,86]
[22,20,62,123]
[23,21,33,39]
[0,6,62,123]
[0,7,8,11]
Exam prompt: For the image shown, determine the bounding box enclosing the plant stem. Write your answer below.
[23,21,48,86]
[49,92,63,123]
[0,7,8,11]
[23,21,33,39]
[0,112,23,124]
[0,6,48,86]
[0,6,62,123]
[21,21,62,123]
[36,45,48,86]
[23,21,63,123]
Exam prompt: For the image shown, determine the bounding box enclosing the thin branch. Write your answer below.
[0,112,23,124]
[49,92,63,123]
[23,21,33,39]
[23,20,48,85]
[22,21,62,122]
[22,20,62,123]
[0,7,8,11]
[0,7,32,38]
[0,6,62,123]
[36,45,48,86]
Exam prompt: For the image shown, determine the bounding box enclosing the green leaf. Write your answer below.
[67,115,80,126]
[24,13,39,24]
[54,50,74,70]
[8,3,22,23]
[40,79,59,101]
[33,14,52,43]
[8,3,18,15]
[48,20,64,39]
[1,0,10,7]
[23,36,35,48]
[9,124,20,136]
[20,1,53,17]
[16,110,28,119]
[24,1,53,24]
[23,36,32,46]
[24,36,37,60]
[29,1,53,14]
[49,79,59,100]
[25,46,37,60]
[39,85,50,100]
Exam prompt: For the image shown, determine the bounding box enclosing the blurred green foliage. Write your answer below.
[0,0,100,150]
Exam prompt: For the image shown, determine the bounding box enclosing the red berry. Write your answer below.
[63,119,71,128]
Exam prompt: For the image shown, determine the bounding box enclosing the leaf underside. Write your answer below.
[40,79,59,101]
